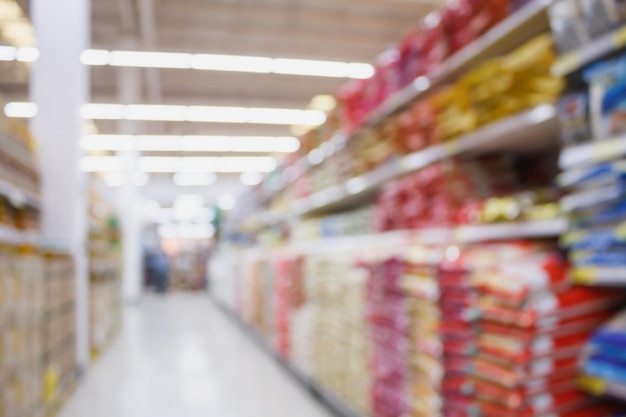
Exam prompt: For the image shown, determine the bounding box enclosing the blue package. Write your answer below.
[559,160,626,188]
[564,224,626,250]
[573,249,626,266]
[584,355,626,385]
[584,53,626,140]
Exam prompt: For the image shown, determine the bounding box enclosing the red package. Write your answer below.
[477,389,594,417]
[477,331,593,364]
[479,287,625,328]
[472,376,579,409]
[472,352,579,388]
[480,309,614,339]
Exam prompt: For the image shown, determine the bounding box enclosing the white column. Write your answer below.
[29,0,90,371]
[117,49,145,304]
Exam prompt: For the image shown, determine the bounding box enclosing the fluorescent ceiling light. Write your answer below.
[82,135,300,153]
[80,49,110,66]
[240,172,263,186]
[81,103,125,120]
[173,172,217,186]
[125,105,186,121]
[10,103,326,126]
[0,46,16,61]
[186,106,248,123]
[0,44,373,79]
[104,172,125,187]
[4,102,37,118]
[191,54,272,73]
[109,50,192,69]
[272,58,351,78]
[80,156,277,173]
[16,47,39,62]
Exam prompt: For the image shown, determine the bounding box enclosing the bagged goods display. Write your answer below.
[373,155,560,232]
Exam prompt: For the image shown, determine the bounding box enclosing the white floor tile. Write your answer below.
[59,294,333,417]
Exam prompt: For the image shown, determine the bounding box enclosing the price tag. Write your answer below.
[578,374,607,395]
[552,52,581,76]
[593,139,625,162]
[613,25,626,49]
[573,267,597,285]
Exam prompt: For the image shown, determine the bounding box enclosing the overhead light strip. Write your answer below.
[80,156,277,173]
[0,45,374,79]
[5,102,326,126]
[81,135,300,153]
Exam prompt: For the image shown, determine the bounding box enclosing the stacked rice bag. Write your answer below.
[437,259,481,417]
[465,242,623,416]
[366,258,410,417]
[304,254,372,413]
[402,261,444,417]
[580,308,626,402]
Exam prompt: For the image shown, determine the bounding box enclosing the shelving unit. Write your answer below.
[0,177,41,209]
[252,104,559,227]
[236,0,554,226]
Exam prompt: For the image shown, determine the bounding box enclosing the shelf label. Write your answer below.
[613,25,626,49]
[593,139,625,162]
[552,52,581,76]
[578,374,606,396]
[573,267,597,285]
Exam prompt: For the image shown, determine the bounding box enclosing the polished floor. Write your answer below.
[59,294,333,417]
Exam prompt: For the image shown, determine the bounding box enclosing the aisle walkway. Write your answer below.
[59,294,333,417]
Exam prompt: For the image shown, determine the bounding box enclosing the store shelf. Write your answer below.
[273,219,567,255]
[234,1,553,226]
[559,135,626,170]
[212,298,366,417]
[284,105,559,218]
[456,218,568,243]
[552,24,626,77]
[0,178,41,209]
[572,266,626,286]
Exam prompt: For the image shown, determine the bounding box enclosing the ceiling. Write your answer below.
[6,0,439,208]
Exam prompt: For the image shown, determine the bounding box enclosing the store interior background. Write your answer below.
[3,0,626,416]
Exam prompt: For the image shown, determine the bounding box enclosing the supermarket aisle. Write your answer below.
[59,294,333,417]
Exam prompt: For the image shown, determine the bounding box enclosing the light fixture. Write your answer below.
[173,172,217,186]
[191,53,272,73]
[109,50,191,69]
[217,194,236,211]
[240,172,263,186]
[11,102,326,126]
[81,135,300,153]
[4,102,37,118]
[0,46,17,61]
[80,156,277,173]
[16,47,39,63]
[80,49,109,66]
[0,44,373,79]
